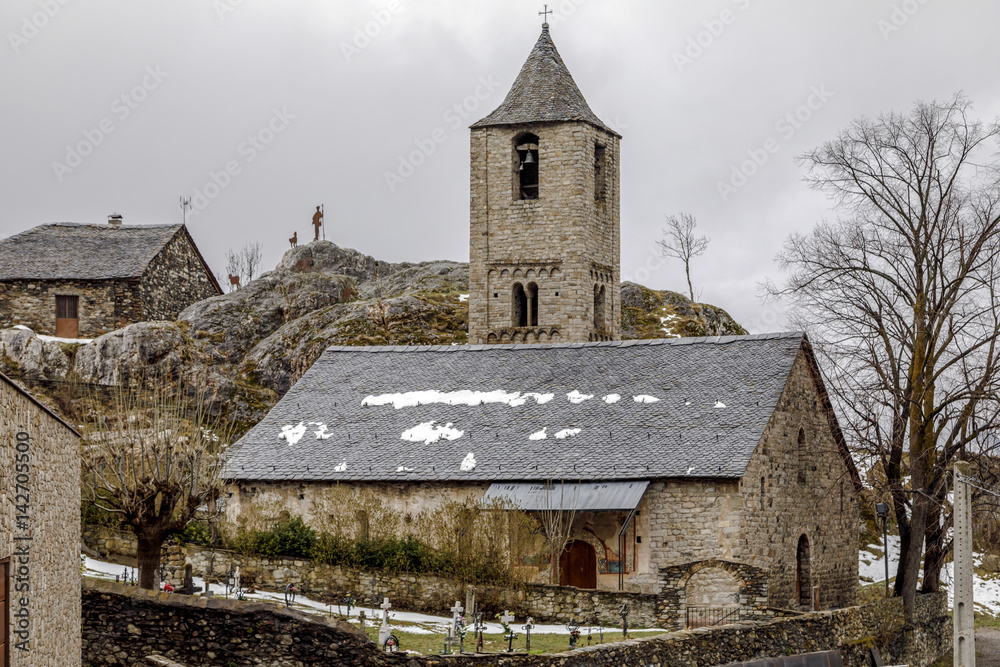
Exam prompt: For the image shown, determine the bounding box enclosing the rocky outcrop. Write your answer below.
[0,242,745,428]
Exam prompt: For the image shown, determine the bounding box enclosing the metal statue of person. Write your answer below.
[312,205,324,241]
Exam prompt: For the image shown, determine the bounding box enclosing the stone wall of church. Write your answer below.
[0,374,81,667]
[737,348,860,610]
[469,121,621,345]
[0,278,143,337]
[139,229,220,321]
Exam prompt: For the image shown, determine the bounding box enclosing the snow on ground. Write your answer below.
[82,556,665,635]
[858,536,1000,616]
[12,325,93,344]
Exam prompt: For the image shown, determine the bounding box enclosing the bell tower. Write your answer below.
[468,23,621,345]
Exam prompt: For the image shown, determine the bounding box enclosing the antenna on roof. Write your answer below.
[179,197,192,225]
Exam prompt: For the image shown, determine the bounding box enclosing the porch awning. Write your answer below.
[482,480,650,512]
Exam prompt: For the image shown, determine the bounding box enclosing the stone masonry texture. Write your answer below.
[468,121,621,344]
[81,578,949,667]
[0,373,80,667]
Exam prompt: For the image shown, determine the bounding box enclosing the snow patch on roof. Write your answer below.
[363,390,551,409]
[334,461,347,472]
[401,421,464,445]
[554,428,581,439]
[311,423,334,440]
[396,466,414,472]
[714,401,727,408]
[567,390,594,404]
[529,428,547,441]
[460,452,477,471]
[603,394,621,404]
[280,423,307,446]
[633,395,660,404]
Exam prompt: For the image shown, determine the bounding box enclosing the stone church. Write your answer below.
[224,23,860,620]
[0,219,221,338]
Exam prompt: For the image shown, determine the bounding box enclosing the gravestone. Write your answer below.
[378,597,392,647]
[501,611,518,652]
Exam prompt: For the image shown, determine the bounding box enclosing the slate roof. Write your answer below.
[0,223,184,280]
[471,24,618,136]
[225,333,810,484]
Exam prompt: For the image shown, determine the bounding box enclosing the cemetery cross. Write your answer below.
[378,597,392,647]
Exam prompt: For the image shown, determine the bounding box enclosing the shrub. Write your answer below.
[177,521,213,546]
[256,516,317,558]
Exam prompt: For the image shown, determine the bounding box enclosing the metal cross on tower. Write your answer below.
[539,4,552,24]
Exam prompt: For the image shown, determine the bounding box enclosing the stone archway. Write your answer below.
[657,558,769,630]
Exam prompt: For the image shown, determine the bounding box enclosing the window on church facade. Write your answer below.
[796,534,811,608]
[594,142,607,201]
[515,133,539,200]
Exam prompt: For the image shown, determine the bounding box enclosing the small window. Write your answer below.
[512,283,527,327]
[356,510,370,540]
[797,429,807,484]
[514,133,539,200]
[760,477,765,511]
[594,143,607,200]
[593,284,607,330]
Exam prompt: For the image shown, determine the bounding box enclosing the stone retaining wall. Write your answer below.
[159,541,660,627]
[82,524,136,559]
[82,578,949,667]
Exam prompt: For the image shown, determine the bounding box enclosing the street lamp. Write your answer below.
[875,502,890,598]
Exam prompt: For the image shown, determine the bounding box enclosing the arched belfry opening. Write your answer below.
[515,133,539,200]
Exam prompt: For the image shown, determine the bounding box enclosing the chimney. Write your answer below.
[108,213,123,228]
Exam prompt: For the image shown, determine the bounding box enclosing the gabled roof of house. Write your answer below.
[225,333,821,484]
[0,223,198,281]
[471,24,618,136]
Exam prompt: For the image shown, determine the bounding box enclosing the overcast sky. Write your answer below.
[3,0,999,333]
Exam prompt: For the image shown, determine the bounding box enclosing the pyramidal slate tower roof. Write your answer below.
[472,24,618,136]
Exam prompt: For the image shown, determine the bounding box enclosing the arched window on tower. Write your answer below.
[797,428,808,484]
[594,284,607,330]
[514,133,539,200]
[512,283,527,327]
[796,534,812,609]
[594,142,607,201]
[526,282,539,327]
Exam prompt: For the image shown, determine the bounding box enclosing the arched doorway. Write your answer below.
[559,540,597,589]
[796,534,811,608]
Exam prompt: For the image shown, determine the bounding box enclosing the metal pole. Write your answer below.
[954,462,976,667]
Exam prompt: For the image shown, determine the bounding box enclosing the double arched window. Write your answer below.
[594,284,607,330]
[514,132,539,200]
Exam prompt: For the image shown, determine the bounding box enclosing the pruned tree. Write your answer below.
[225,242,263,292]
[657,213,710,302]
[538,480,580,585]
[82,374,233,590]
[768,94,1000,616]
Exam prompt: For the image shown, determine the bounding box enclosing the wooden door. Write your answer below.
[559,540,597,589]
[55,295,79,338]
[1,558,8,667]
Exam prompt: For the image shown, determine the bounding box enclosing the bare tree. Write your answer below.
[538,480,580,585]
[225,242,264,292]
[657,213,710,302]
[82,374,234,590]
[769,94,1000,616]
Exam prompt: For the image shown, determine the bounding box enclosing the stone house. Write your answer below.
[0,370,81,667]
[224,333,861,614]
[0,220,222,338]
[468,23,622,345]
